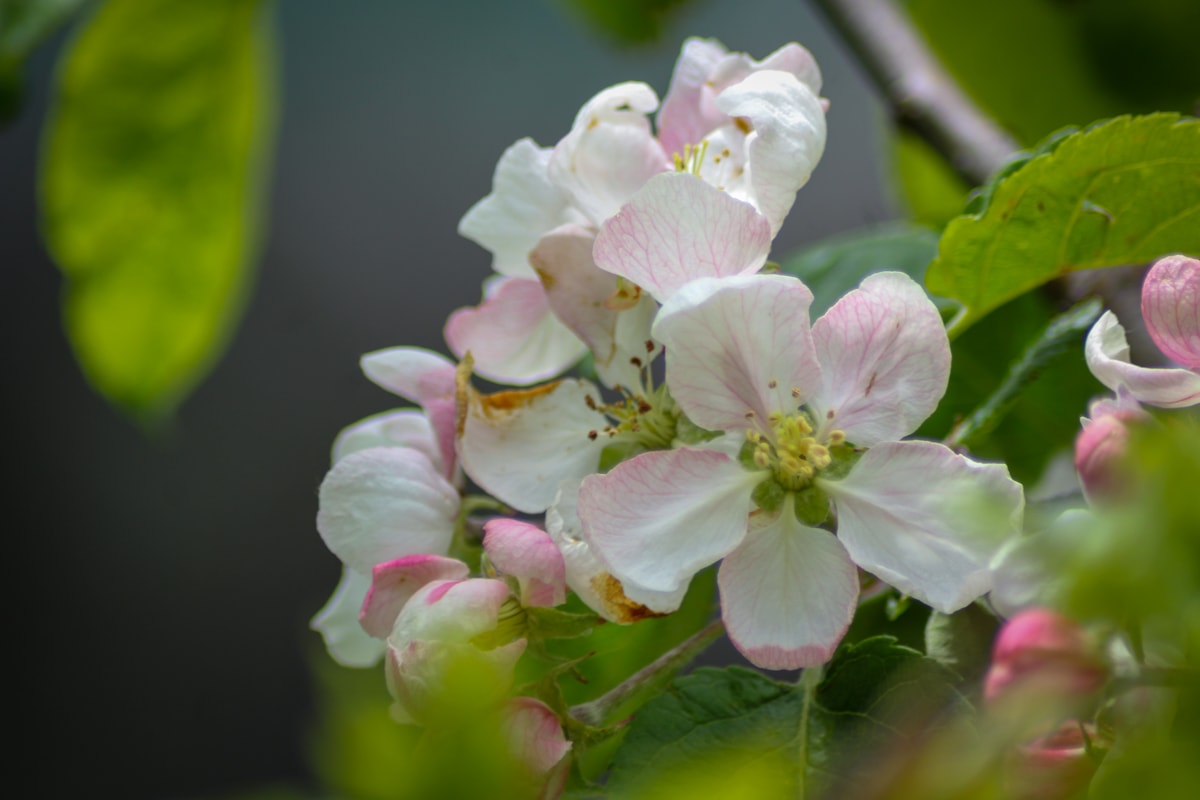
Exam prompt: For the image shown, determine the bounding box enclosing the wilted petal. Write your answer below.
[1085,310,1200,408]
[331,409,442,474]
[593,172,771,303]
[714,70,826,235]
[317,447,459,574]
[719,501,858,669]
[360,555,470,639]
[311,567,386,668]
[654,275,822,433]
[809,272,950,445]
[1142,254,1200,370]
[458,377,607,513]
[547,481,686,620]
[549,82,669,224]
[656,37,730,158]
[821,440,1023,613]
[483,518,568,608]
[458,138,580,279]
[530,223,660,389]
[445,277,588,386]
[578,447,760,595]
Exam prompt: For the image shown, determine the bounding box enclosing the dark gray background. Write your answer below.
[1,0,892,795]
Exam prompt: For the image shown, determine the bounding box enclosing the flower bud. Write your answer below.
[1003,721,1098,800]
[1142,254,1200,370]
[1073,410,1137,503]
[501,697,572,800]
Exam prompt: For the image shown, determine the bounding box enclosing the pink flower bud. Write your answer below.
[1073,409,1139,503]
[1142,254,1200,370]
[501,697,572,800]
[1004,721,1098,800]
[984,609,1107,713]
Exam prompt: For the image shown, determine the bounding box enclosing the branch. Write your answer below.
[811,0,1019,186]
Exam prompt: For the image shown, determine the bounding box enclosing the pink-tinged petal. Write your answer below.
[530,223,660,389]
[809,272,950,445]
[386,638,526,727]
[593,172,772,303]
[458,138,582,279]
[331,409,441,471]
[502,697,573,795]
[359,348,461,476]
[1142,254,1200,369]
[549,82,669,224]
[360,555,470,639]
[311,567,386,668]
[578,447,760,595]
[483,519,568,608]
[710,42,823,97]
[457,378,607,513]
[392,578,515,644]
[445,277,588,386]
[714,70,826,235]
[821,440,1024,613]
[317,447,459,574]
[657,37,730,158]
[653,274,823,433]
[547,481,687,620]
[719,501,858,670]
[1085,310,1200,408]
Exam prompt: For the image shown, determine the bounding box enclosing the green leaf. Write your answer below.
[606,636,969,798]
[551,0,693,44]
[926,114,1200,337]
[924,603,1000,689]
[525,605,602,641]
[777,222,945,317]
[40,0,276,425]
[0,0,84,122]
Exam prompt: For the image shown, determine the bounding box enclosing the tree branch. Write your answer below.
[811,0,1019,186]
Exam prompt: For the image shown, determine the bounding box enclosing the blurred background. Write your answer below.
[3,1,892,796]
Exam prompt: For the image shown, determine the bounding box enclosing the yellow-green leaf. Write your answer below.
[40,0,276,424]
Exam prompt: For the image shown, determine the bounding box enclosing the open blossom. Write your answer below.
[1085,254,1200,408]
[578,272,1024,669]
[450,38,827,386]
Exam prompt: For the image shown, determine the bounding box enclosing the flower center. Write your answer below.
[673,140,709,176]
[746,411,845,492]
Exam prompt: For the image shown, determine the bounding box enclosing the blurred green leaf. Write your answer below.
[40,0,276,426]
[0,0,83,121]
[777,221,944,316]
[551,0,693,44]
[606,636,969,798]
[891,129,971,229]
[924,603,1000,690]
[926,114,1200,337]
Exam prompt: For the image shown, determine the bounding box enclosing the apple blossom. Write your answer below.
[501,697,573,800]
[1074,392,1151,504]
[984,608,1107,713]
[1085,254,1200,408]
[579,272,1024,669]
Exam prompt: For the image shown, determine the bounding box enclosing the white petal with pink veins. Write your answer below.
[458,138,581,279]
[529,223,659,390]
[482,518,567,608]
[360,555,471,639]
[1085,310,1200,408]
[578,447,761,595]
[821,440,1023,613]
[311,567,386,668]
[653,275,823,433]
[445,277,588,386]
[458,378,607,514]
[809,272,950,446]
[593,173,772,303]
[715,70,826,235]
[331,410,443,473]
[719,499,858,670]
[1142,254,1200,370]
[317,447,459,574]
[549,82,669,225]
[657,37,729,158]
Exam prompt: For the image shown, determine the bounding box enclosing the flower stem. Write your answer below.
[795,665,823,800]
[568,619,725,727]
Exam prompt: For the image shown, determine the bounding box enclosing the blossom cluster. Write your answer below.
[309,36,1031,781]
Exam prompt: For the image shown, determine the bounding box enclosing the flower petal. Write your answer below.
[445,277,588,386]
[391,578,516,644]
[549,82,668,224]
[1085,310,1200,408]
[457,377,607,513]
[1142,254,1200,370]
[502,697,573,779]
[311,567,386,668]
[458,137,580,279]
[809,272,950,445]
[529,223,660,389]
[593,172,771,303]
[719,500,858,669]
[331,409,442,473]
[653,274,823,433]
[714,70,826,235]
[656,37,730,158]
[317,447,459,574]
[483,518,568,608]
[821,440,1023,613]
[360,555,471,639]
[578,447,759,595]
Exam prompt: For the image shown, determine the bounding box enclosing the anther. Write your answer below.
[587,430,598,440]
